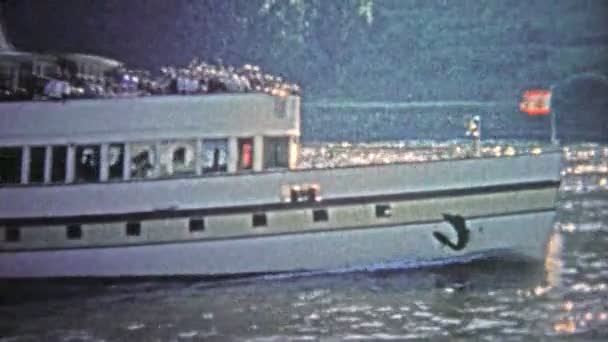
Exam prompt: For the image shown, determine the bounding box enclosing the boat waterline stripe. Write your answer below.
[0,180,560,226]
[1,207,556,253]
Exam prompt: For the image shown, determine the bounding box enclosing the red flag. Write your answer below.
[520,89,552,115]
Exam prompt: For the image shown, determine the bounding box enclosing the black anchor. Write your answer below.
[433,214,470,251]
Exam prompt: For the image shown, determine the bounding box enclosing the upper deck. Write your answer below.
[0,93,300,146]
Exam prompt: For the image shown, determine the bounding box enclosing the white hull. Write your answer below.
[0,210,555,278]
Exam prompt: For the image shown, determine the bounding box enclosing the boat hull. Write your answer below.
[0,209,555,278]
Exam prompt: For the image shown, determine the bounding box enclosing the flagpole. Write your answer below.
[549,84,558,146]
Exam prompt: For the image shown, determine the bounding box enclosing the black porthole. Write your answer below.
[126,222,141,236]
[375,204,392,218]
[252,213,267,227]
[189,218,205,232]
[313,209,328,222]
[66,224,82,240]
[5,226,20,242]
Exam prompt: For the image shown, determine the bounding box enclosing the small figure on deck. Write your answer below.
[465,115,481,157]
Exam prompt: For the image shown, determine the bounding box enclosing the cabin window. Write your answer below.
[252,213,267,227]
[263,137,289,169]
[75,145,100,183]
[28,146,46,184]
[238,138,254,171]
[174,148,186,165]
[108,144,124,180]
[375,204,392,218]
[202,139,228,173]
[159,140,196,177]
[4,226,20,242]
[129,143,156,179]
[0,147,22,185]
[50,146,67,183]
[0,65,12,89]
[189,218,205,232]
[126,222,141,236]
[313,209,329,222]
[66,224,82,240]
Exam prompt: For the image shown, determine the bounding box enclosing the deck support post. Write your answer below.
[20,146,30,185]
[99,143,109,182]
[195,139,203,176]
[66,144,75,183]
[288,136,299,170]
[253,135,264,172]
[227,137,238,173]
[122,142,130,181]
[153,142,161,178]
[11,66,19,91]
[43,146,52,183]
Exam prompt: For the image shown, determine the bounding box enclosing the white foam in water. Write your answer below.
[259,251,497,282]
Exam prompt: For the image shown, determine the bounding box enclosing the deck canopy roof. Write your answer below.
[61,53,123,71]
[0,51,57,64]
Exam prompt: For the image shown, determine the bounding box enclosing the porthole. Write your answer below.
[313,209,328,222]
[66,224,82,240]
[375,204,392,218]
[5,226,20,242]
[189,218,205,232]
[126,222,141,236]
[252,213,267,227]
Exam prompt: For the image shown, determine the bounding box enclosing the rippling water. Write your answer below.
[1,143,607,341]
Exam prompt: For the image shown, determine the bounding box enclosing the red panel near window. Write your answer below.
[240,142,252,169]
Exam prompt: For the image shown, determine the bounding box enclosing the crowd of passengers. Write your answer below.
[0,58,301,101]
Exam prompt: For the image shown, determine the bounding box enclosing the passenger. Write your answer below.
[176,71,186,95]
[44,72,70,100]
[207,69,227,93]
[130,74,139,93]
[225,73,241,92]
[3,54,301,102]
[240,75,251,92]
[186,76,198,94]
[120,74,131,93]
[95,77,106,97]
[60,75,72,100]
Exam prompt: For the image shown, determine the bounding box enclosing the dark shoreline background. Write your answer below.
[4,0,607,101]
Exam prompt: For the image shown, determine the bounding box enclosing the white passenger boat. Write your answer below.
[0,90,561,278]
[0,29,561,279]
